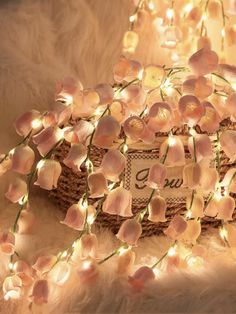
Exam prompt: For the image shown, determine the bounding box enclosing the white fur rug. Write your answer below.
[0,1,236,313]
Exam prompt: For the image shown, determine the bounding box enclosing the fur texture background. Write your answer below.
[0,1,236,313]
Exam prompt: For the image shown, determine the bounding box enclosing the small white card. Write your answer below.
[124,150,192,204]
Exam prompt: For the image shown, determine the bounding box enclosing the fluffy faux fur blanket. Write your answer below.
[0,1,236,313]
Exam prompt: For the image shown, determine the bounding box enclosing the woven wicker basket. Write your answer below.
[50,118,236,237]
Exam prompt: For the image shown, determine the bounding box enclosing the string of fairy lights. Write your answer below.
[0,0,236,305]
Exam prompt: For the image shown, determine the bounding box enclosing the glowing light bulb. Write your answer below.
[202,13,207,21]
[220,227,228,240]
[80,198,88,211]
[31,118,42,129]
[168,135,176,146]
[153,268,161,278]
[184,3,193,13]
[221,28,225,37]
[168,246,176,257]
[122,143,129,154]
[166,8,174,20]
[186,210,192,219]
[214,190,222,201]
[61,251,68,259]
[117,246,130,256]
[189,127,197,136]
[129,14,136,23]
[87,214,95,225]
[82,260,92,270]
[9,148,15,156]
[9,263,14,271]
[108,182,116,191]
[148,2,155,11]
[85,159,93,171]
[36,160,45,170]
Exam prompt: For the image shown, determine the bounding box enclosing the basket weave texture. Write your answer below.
[50,118,236,237]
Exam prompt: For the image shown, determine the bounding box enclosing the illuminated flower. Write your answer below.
[198,101,220,133]
[63,143,87,172]
[13,260,34,287]
[148,195,167,223]
[226,93,236,116]
[188,49,218,76]
[221,168,236,193]
[121,85,146,115]
[223,224,236,246]
[17,209,35,234]
[159,136,185,166]
[117,248,135,275]
[77,259,98,283]
[186,7,202,27]
[113,56,142,83]
[179,219,201,244]
[88,172,108,198]
[186,193,204,218]
[208,0,221,19]
[161,26,182,49]
[55,76,82,103]
[48,261,71,286]
[199,166,218,194]
[197,36,211,50]
[35,160,61,190]
[226,26,236,46]
[116,219,142,246]
[183,76,214,99]
[164,215,187,239]
[123,116,155,143]
[3,275,22,300]
[30,279,49,305]
[14,110,42,136]
[147,102,173,132]
[93,115,120,148]
[178,95,204,126]
[0,230,15,255]
[188,134,212,162]
[79,233,98,259]
[11,145,35,174]
[50,103,72,126]
[100,149,126,182]
[128,266,155,292]
[33,127,63,156]
[103,187,132,217]
[183,162,202,189]
[5,178,27,203]
[72,89,100,118]
[0,155,12,177]
[64,120,94,144]
[95,83,114,106]
[32,255,57,275]
[204,196,219,217]
[146,162,167,189]
[61,202,86,231]
[142,65,165,90]
[123,31,139,53]
[217,196,235,221]
[73,89,99,118]
[110,100,129,123]
[220,130,236,161]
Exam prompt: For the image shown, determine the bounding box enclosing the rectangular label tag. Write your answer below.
[124,150,192,204]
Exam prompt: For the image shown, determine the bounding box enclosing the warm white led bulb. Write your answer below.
[166,8,174,20]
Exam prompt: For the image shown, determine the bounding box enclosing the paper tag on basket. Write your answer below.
[124,150,192,204]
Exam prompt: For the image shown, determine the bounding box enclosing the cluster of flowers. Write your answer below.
[124,0,236,62]
[0,41,236,302]
[0,0,236,306]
